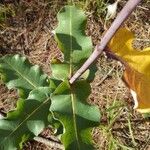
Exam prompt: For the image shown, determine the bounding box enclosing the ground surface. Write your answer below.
[0,0,150,150]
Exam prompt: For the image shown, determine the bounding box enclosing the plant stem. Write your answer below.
[69,0,142,84]
[127,116,137,147]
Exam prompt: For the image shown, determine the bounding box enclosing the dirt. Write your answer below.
[0,0,150,150]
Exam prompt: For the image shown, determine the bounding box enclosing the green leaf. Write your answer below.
[49,78,62,93]
[50,80,100,150]
[51,63,70,80]
[0,54,48,98]
[51,6,93,80]
[49,6,100,149]
[0,87,51,150]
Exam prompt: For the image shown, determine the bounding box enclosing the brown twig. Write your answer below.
[69,0,142,84]
[34,136,64,149]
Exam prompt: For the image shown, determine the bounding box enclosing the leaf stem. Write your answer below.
[69,0,142,84]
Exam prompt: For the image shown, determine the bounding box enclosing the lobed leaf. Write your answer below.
[49,6,101,149]
[108,28,150,113]
[51,6,93,80]
[0,54,48,98]
[51,80,100,150]
[0,87,51,150]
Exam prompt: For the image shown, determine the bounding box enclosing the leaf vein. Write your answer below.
[4,59,38,89]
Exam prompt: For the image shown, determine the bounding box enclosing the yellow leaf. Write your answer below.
[108,28,150,113]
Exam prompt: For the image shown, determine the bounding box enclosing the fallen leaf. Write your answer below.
[106,0,120,20]
[108,28,150,113]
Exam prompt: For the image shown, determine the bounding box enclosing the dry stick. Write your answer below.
[96,66,115,86]
[34,136,64,149]
[69,0,142,84]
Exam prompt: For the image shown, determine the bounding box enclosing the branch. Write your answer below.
[69,0,142,84]
[34,136,64,149]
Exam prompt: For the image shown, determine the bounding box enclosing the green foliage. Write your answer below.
[51,80,100,149]
[51,6,100,149]
[0,55,48,98]
[0,5,100,150]
[51,5,97,82]
[0,88,51,150]
[53,6,92,79]
[56,6,92,60]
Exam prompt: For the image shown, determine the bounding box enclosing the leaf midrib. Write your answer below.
[5,59,38,89]
[69,6,73,78]
[69,7,80,150]
[71,91,80,149]
[2,98,50,143]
